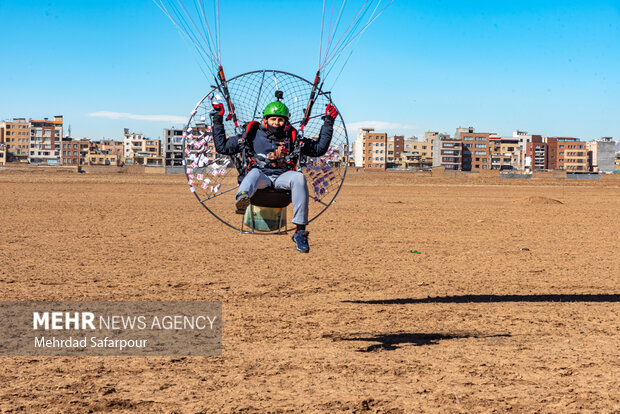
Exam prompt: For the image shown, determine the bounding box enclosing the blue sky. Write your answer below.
[1,0,619,142]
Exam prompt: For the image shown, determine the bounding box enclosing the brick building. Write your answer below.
[512,130,542,171]
[525,136,548,171]
[546,137,587,171]
[29,116,63,164]
[0,118,30,161]
[386,135,404,167]
[457,127,492,171]
[61,138,79,165]
[61,138,91,165]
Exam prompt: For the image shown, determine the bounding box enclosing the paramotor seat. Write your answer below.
[241,188,291,234]
[250,188,291,208]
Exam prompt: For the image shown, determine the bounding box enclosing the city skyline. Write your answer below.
[2,114,619,145]
[1,1,619,140]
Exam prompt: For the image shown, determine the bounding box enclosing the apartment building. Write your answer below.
[99,140,124,160]
[163,128,185,167]
[354,128,387,170]
[0,143,6,166]
[587,137,615,172]
[84,140,122,166]
[546,137,587,171]
[85,151,119,166]
[1,118,30,161]
[29,116,63,164]
[61,138,79,165]
[489,137,519,170]
[386,135,404,167]
[123,128,161,159]
[404,137,418,153]
[512,130,542,171]
[61,138,91,165]
[425,132,451,167]
[457,127,492,171]
[400,136,433,169]
[525,136,548,171]
[437,138,462,170]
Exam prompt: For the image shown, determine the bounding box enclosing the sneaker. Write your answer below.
[292,230,310,253]
[235,192,250,214]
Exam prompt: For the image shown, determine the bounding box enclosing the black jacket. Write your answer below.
[213,119,334,176]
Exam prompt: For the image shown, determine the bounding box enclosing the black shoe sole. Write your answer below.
[235,195,250,214]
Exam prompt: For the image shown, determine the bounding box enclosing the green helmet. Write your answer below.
[263,101,290,119]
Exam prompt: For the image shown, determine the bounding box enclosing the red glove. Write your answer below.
[325,104,338,119]
[212,103,225,116]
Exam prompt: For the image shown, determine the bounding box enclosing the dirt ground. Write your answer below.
[0,167,618,413]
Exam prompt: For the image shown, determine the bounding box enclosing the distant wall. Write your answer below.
[442,169,500,178]
[81,165,166,174]
[500,172,532,179]
[531,171,563,179]
[165,166,185,174]
[566,172,601,180]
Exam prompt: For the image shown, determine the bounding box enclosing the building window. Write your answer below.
[463,136,473,141]
[475,136,486,141]
[475,144,486,148]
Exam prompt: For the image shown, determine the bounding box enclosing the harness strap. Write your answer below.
[241,122,300,173]
[241,121,261,173]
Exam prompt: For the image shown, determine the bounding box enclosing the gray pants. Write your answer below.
[237,169,309,225]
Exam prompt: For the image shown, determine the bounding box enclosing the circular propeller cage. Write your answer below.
[182,70,349,233]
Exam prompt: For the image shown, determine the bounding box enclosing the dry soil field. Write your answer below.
[0,167,618,413]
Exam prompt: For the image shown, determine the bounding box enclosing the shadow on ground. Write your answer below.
[343,294,620,305]
[335,333,511,352]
